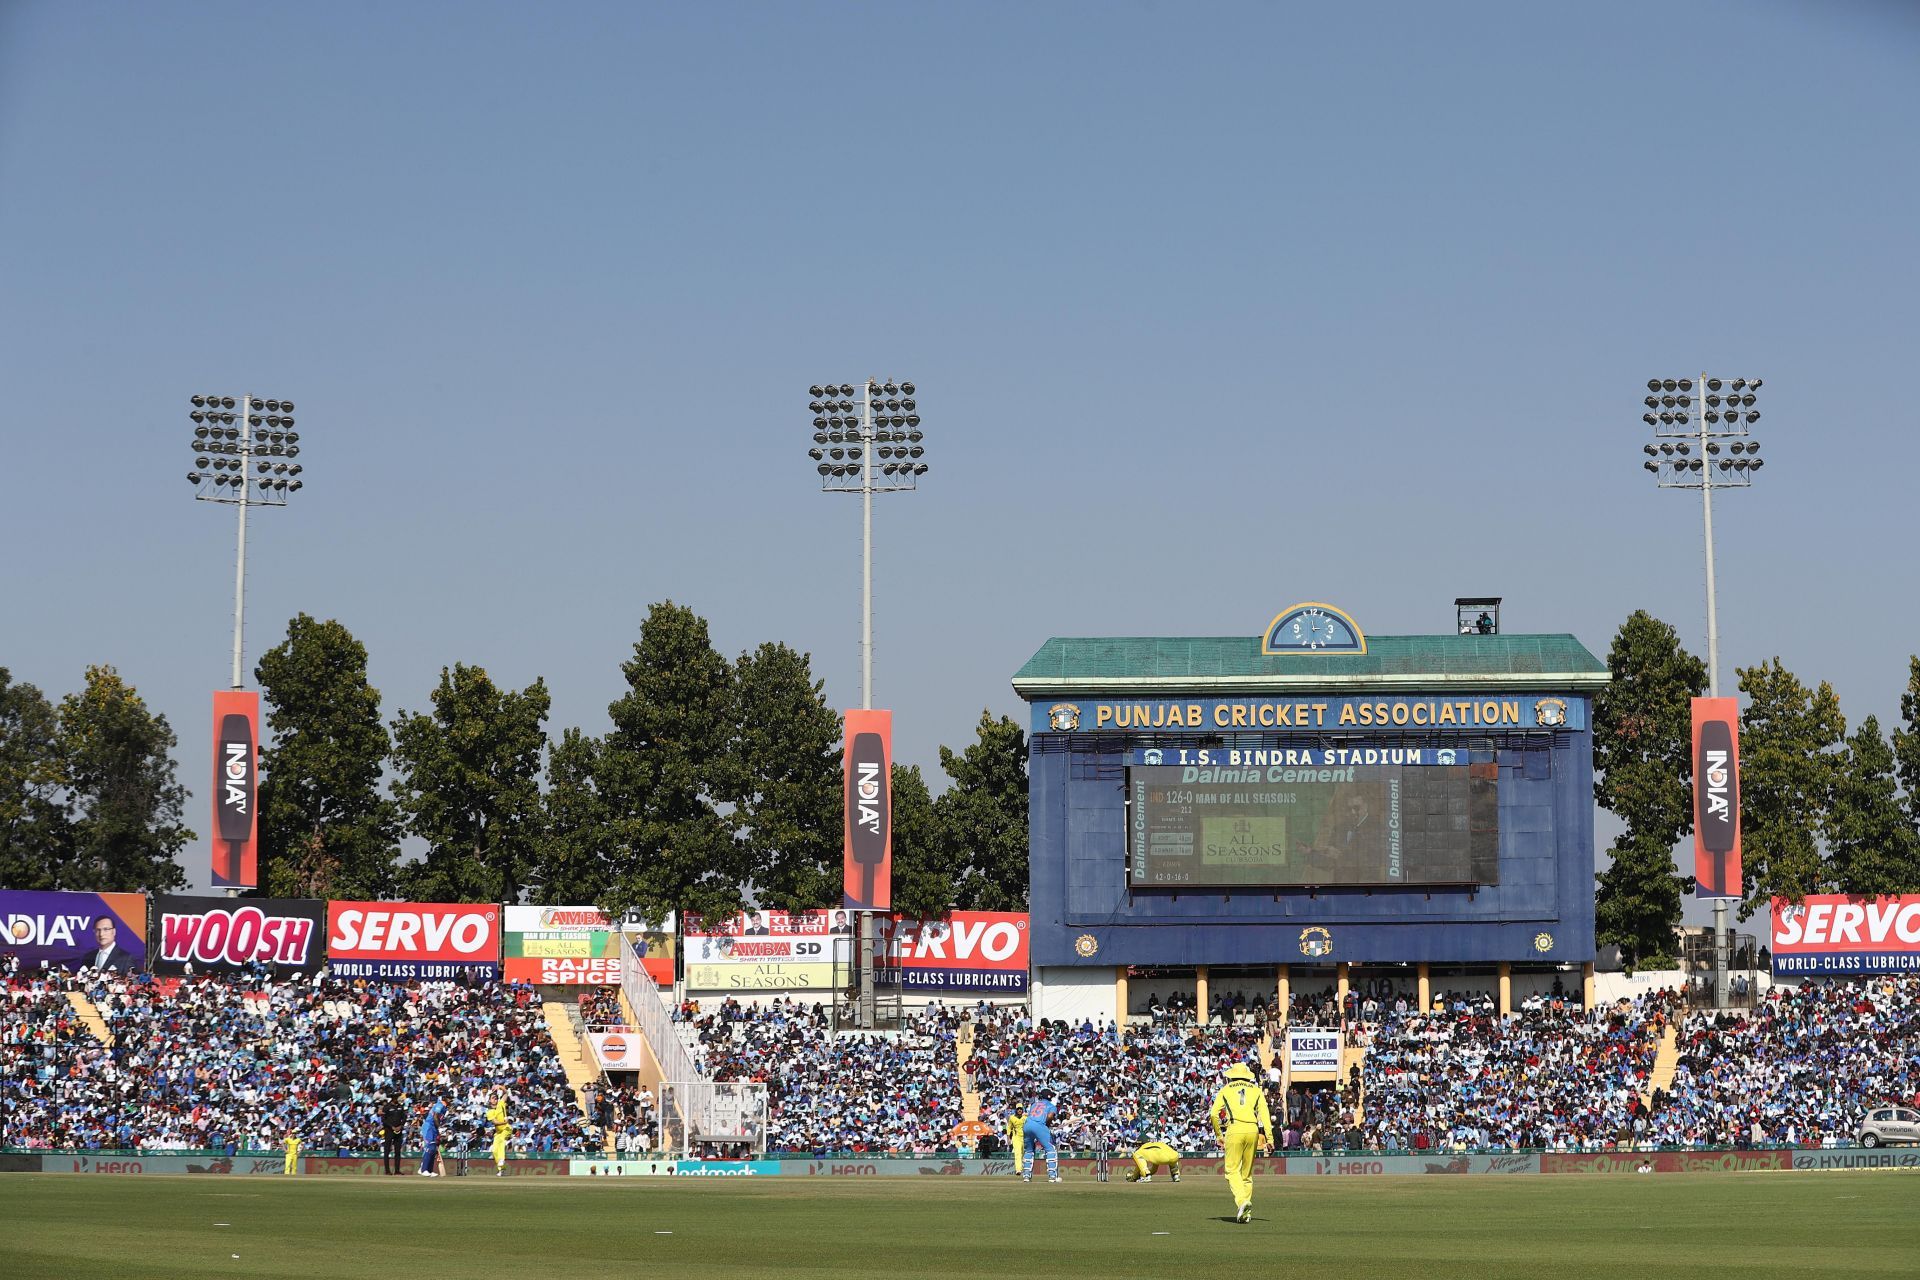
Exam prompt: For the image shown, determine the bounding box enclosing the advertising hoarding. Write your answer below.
[586,1029,648,1071]
[501,906,674,986]
[324,901,501,979]
[210,690,260,890]
[1770,894,1920,975]
[1690,697,1743,899]
[843,709,892,911]
[150,896,326,974]
[0,890,147,972]
[875,912,1029,993]
[683,909,847,992]
[1285,1027,1342,1074]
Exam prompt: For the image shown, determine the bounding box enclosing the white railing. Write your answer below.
[618,931,696,1083]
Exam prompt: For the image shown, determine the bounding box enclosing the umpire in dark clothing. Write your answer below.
[382,1096,407,1175]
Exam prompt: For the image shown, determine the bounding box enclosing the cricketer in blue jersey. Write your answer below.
[1022,1093,1063,1183]
[418,1097,447,1176]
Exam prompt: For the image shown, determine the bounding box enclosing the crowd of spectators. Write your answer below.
[684,996,964,1154]
[1357,991,1675,1151]
[1648,976,1920,1147]
[2,965,596,1155]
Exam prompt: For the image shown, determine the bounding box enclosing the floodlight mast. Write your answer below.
[1639,373,1764,1008]
[806,377,927,1028]
[186,393,306,689]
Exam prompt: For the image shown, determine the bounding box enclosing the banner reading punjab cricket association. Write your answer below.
[151,895,325,974]
[683,909,849,992]
[0,890,148,972]
[843,709,892,912]
[210,691,260,890]
[1771,894,1920,976]
[875,912,1030,993]
[325,901,501,980]
[1691,697,1742,899]
[502,905,675,986]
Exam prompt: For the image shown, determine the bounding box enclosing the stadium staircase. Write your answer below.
[540,1000,601,1121]
[1341,1039,1367,1126]
[66,991,113,1045]
[1643,1022,1680,1107]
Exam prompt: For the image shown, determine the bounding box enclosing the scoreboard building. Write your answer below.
[1011,602,1610,1026]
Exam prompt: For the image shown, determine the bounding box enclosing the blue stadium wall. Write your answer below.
[1018,691,1599,970]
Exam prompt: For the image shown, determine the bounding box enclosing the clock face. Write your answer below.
[1264,603,1366,655]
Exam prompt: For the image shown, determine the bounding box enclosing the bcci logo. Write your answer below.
[1047,703,1081,732]
[1074,934,1099,957]
[1298,927,1333,958]
[1535,698,1568,728]
[1533,932,1554,953]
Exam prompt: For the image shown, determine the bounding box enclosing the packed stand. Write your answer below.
[4,966,598,1154]
[1358,990,1675,1151]
[1650,976,1920,1147]
[685,996,965,1154]
[967,1006,1266,1156]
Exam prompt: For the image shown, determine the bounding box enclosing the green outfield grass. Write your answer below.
[1,1171,1914,1280]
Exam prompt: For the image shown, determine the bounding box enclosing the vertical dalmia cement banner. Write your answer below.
[210,690,260,890]
[843,709,892,912]
[1690,697,1742,899]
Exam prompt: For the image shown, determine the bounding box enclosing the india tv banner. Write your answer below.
[0,890,148,972]
[1771,894,1920,975]
[151,895,325,974]
[1690,696,1742,899]
[210,690,260,890]
[325,901,501,980]
[502,905,674,986]
[875,912,1029,993]
[684,909,848,992]
[843,709,893,912]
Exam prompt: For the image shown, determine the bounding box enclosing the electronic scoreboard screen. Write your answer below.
[1127,759,1498,887]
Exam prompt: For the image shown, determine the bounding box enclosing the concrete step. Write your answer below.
[1643,1023,1680,1107]
[66,991,113,1045]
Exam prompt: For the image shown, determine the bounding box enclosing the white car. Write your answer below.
[1857,1106,1920,1147]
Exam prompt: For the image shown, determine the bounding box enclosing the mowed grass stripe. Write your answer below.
[0,1171,1913,1280]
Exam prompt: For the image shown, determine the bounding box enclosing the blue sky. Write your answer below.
[2,2,1916,909]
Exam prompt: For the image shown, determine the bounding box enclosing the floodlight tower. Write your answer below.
[1638,373,1764,1007]
[186,393,306,689]
[806,377,928,1027]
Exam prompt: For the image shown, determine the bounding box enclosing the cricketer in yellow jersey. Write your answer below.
[1209,1063,1272,1223]
[1006,1112,1025,1175]
[281,1132,301,1175]
[1125,1141,1181,1182]
[486,1091,511,1176]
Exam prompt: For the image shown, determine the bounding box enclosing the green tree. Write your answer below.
[1590,611,1706,968]
[1826,715,1920,896]
[390,665,550,903]
[889,763,961,919]
[595,602,744,926]
[57,665,191,893]
[935,711,1029,911]
[1737,657,1845,915]
[1893,656,1920,836]
[728,642,842,912]
[254,614,400,899]
[533,727,610,904]
[0,668,71,889]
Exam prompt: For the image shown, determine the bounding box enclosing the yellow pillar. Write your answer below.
[1195,966,1209,1025]
[1582,962,1595,1010]
[1336,962,1349,1014]
[1115,967,1128,1034]
[1417,963,1430,1011]
[1277,965,1290,1018]
[1498,962,1512,1016]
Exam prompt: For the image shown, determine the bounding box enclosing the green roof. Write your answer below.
[1012,634,1608,696]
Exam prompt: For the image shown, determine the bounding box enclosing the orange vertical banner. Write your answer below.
[211,691,260,889]
[843,709,892,911]
[1691,696,1741,899]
